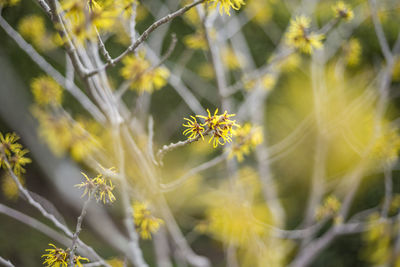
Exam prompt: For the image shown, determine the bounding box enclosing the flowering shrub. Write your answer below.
[0,0,400,266]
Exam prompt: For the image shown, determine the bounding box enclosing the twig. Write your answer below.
[0,15,106,124]
[86,0,205,77]
[115,33,178,99]
[0,256,14,267]
[0,156,110,267]
[69,196,93,266]
[156,128,212,165]
[113,127,148,267]
[382,166,393,218]
[160,153,227,192]
[369,0,393,63]
[0,203,72,248]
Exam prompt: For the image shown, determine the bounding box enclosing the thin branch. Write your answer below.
[382,166,393,218]
[0,15,106,123]
[115,33,178,99]
[113,127,148,267]
[156,128,212,165]
[0,156,110,267]
[369,0,393,63]
[69,196,93,266]
[160,153,227,192]
[0,256,14,267]
[0,203,72,248]
[86,0,205,77]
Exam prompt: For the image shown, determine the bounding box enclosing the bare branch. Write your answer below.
[86,0,205,77]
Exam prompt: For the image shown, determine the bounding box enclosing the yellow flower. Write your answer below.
[42,243,89,267]
[75,171,116,204]
[229,123,263,162]
[183,30,208,51]
[207,0,245,16]
[194,109,240,148]
[333,1,354,21]
[343,38,362,67]
[222,47,244,70]
[315,195,341,221]
[285,16,324,54]
[183,116,205,140]
[1,172,24,201]
[0,132,31,175]
[120,53,170,93]
[392,57,400,82]
[30,76,63,106]
[132,202,164,239]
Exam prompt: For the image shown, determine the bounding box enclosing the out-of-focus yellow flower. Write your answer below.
[229,123,263,162]
[0,0,19,6]
[392,57,400,82]
[30,76,63,106]
[315,195,341,221]
[32,108,100,161]
[132,202,164,239]
[120,53,170,93]
[207,0,245,16]
[1,172,24,200]
[276,53,302,72]
[201,169,273,246]
[362,213,391,265]
[107,258,125,267]
[261,73,277,91]
[198,63,215,80]
[244,0,272,24]
[285,16,324,54]
[184,30,208,51]
[343,38,362,67]
[333,1,354,21]
[222,47,244,70]
[370,127,400,165]
[19,15,57,51]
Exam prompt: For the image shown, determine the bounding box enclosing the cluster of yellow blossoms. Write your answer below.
[132,202,164,239]
[120,53,170,94]
[285,16,324,54]
[75,171,116,204]
[333,1,354,21]
[42,243,88,267]
[315,195,341,221]
[0,132,31,176]
[183,109,239,148]
[207,0,245,16]
[229,123,263,162]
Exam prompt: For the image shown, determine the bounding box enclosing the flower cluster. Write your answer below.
[285,16,324,54]
[18,15,58,52]
[315,195,341,221]
[0,132,31,176]
[333,1,354,21]
[132,202,164,239]
[75,171,116,204]
[42,243,89,267]
[183,109,240,148]
[32,108,99,161]
[120,53,170,93]
[207,0,245,16]
[30,76,63,106]
[229,123,263,162]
